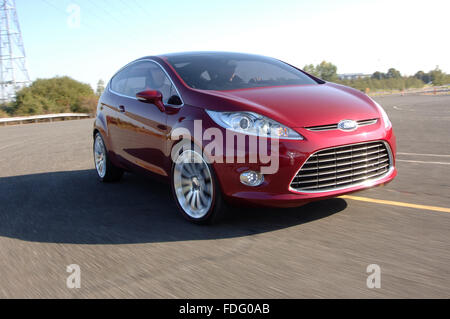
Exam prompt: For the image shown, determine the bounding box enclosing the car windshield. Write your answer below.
[165,52,318,91]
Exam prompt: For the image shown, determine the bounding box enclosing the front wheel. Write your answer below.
[171,143,225,224]
[93,132,124,182]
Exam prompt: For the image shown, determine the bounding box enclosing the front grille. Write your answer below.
[305,119,378,131]
[290,141,392,192]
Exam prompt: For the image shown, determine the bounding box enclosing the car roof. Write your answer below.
[151,51,269,60]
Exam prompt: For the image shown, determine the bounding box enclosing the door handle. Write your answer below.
[118,105,125,113]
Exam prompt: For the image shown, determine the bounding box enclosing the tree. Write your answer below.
[316,61,338,81]
[303,64,318,77]
[11,76,98,116]
[414,70,425,80]
[371,71,385,80]
[96,79,105,96]
[303,61,338,81]
[414,71,431,84]
[301,62,446,91]
[386,68,402,79]
[429,66,445,86]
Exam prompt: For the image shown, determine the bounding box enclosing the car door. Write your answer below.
[110,60,171,176]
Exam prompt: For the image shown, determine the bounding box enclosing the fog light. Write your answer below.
[240,171,264,187]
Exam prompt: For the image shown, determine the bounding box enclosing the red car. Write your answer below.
[93,52,396,224]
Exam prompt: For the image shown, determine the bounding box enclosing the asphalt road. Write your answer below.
[0,94,449,298]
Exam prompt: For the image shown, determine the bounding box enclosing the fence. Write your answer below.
[370,85,450,96]
[0,113,91,126]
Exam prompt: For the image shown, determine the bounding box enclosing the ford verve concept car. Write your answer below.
[93,52,397,224]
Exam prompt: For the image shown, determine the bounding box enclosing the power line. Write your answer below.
[118,0,151,19]
[131,0,152,16]
[39,0,143,43]
[84,0,147,42]
[92,0,149,21]
[86,0,128,25]
[41,0,66,14]
[107,0,132,14]
[40,0,102,30]
[40,0,68,15]
[77,0,122,28]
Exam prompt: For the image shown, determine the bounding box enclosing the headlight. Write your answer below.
[206,110,304,140]
[370,98,392,129]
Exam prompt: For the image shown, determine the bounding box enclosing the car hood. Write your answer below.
[196,83,380,128]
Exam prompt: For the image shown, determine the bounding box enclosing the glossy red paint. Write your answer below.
[94,52,397,210]
[197,83,381,128]
[136,89,165,112]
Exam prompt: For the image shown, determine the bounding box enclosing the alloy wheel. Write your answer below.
[94,134,107,178]
[173,149,213,219]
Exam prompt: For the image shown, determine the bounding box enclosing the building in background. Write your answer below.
[338,73,371,80]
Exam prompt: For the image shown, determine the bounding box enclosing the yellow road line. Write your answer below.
[340,195,450,213]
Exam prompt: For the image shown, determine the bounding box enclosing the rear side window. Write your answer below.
[110,69,128,95]
[110,61,180,104]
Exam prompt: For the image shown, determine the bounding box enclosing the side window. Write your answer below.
[111,61,181,105]
[110,68,129,95]
[147,63,179,105]
[123,61,154,97]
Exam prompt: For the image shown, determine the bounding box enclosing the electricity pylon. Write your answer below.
[0,0,30,103]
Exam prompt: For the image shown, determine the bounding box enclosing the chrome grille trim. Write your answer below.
[305,119,378,131]
[357,119,379,127]
[289,141,393,193]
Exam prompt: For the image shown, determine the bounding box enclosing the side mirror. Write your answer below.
[136,90,165,112]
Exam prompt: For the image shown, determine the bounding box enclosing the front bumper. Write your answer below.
[210,120,397,208]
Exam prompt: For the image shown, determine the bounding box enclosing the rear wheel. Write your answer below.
[171,143,225,224]
[93,132,124,182]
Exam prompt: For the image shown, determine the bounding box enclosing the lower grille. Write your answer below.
[290,141,392,192]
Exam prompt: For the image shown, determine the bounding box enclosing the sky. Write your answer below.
[15,0,450,90]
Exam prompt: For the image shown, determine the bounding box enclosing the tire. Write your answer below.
[93,132,124,182]
[170,142,226,224]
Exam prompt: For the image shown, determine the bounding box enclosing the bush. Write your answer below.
[336,76,425,92]
[77,95,99,114]
[304,62,449,92]
[0,108,9,118]
[10,76,98,116]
